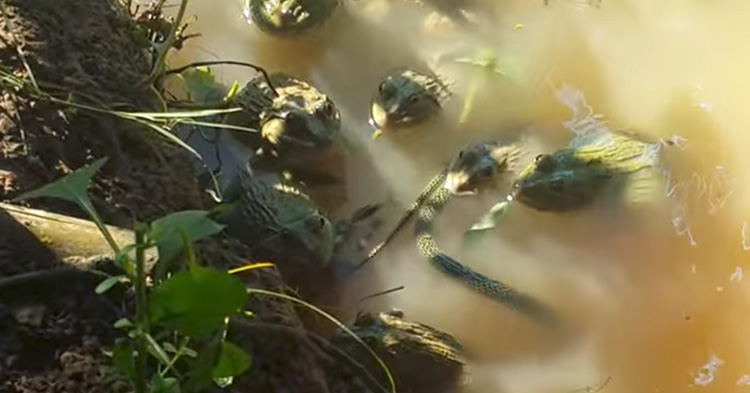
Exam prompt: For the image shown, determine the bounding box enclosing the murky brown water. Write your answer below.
[170,0,750,391]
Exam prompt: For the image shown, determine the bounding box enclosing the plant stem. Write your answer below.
[146,0,190,85]
[134,226,149,393]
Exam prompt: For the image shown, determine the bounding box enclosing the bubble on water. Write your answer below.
[730,267,743,282]
[693,354,724,387]
[742,221,750,251]
[736,375,750,386]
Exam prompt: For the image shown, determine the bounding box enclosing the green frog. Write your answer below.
[243,0,340,37]
[227,72,341,162]
[215,158,335,266]
[369,68,451,133]
[511,129,663,212]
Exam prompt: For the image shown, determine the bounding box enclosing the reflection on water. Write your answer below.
[172,0,750,391]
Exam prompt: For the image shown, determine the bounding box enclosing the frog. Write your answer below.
[214,157,336,267]
[369,68,452,133]
[511,129,663,212]
[243,0,340,37]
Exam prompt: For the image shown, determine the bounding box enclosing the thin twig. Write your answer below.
[165,60,278,97]
[357,286,405,303]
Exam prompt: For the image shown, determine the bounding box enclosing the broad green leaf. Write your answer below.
[151,375,179,393]
[181,67,228,104]
[14,158,108,227]
[211,341,252,381]
[148,210,225,280]
[111,341,136,381]
[13,157,107,205]
[12,157,122,252]
[95,275,126,294]
[148,266,248,337]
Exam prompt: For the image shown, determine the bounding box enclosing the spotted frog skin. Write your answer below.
[330,310,466,393]
[215,159,335,266]
[243,0,340,37]
[512,130,662,212]
[369,68,451,131]
[227,72,341,162]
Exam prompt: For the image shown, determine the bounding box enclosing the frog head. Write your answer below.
[244,0,339,36]
[369,69,447,131]
[276,199,335,265]
[511,151,611,212]
[261,86,341,153]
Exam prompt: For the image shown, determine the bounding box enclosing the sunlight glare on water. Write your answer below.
[174,0,750,392]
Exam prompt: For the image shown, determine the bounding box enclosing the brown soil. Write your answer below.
[0,0,370,392]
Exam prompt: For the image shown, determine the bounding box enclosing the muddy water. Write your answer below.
[172,0,750,392]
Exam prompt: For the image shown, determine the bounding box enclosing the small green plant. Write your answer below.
[15,158,251,393]
[15,158,397,393]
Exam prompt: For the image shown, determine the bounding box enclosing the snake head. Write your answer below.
[262,93,341,152]
[511,152,609,212]
[244,0,338,36]
[445,141,522,194]
[369,69,446,131]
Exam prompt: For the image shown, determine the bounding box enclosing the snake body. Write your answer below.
[413,142,559,327]
[414,184,559,327]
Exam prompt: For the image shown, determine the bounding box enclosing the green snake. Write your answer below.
[413,141,559,327]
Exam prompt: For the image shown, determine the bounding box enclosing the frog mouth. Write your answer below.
[368,101,414,131]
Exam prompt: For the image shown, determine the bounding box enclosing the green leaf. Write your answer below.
[114,318,134,329]
[12,157,120,252]
[148,266,248,337]
[111,341,136,381]
[148,210,225,280]
[13,157,107,205]
[144,332,172,367]
[151,375,179,393]
[181,346,198,358]
[95,275,125,294]
[162,342,178,353]
[114,243,139,279]
[181,66,228,104]
[211,341,252,381]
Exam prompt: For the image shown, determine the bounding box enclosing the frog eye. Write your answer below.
[321,100,334,114]
[535,154,555,172]
[378,81,387,94]
[316,216,327,229]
